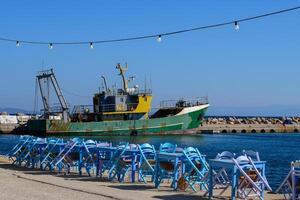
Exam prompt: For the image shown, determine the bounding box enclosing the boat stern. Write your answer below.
[175,103,209,130]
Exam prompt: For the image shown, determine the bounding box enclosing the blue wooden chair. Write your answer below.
[49,137,81,173]
[50,138,97,175]
[159,142,177,153]
[102,143,131,182]
[137,143,156,183]
[204,151,235,197]
[181,147,209,192]
[79,139,97,176]
[8,136,34,164]
[96,142,113,176]
[155,153,179,189]
[7,136,32,160]
[232,155,272,199]
[22,137,47,168]
[276,161,300,200]
[40,138,64,170]
[13,137,42,166]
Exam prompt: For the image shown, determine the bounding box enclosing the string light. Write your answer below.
[234,21,239,30]
[0,6,298,48]
[89,42,94,49]
[157,35,162,42]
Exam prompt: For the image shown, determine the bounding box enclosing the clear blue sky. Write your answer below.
[0,1,300,116]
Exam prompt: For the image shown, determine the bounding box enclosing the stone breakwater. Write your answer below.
[199,116,300,133]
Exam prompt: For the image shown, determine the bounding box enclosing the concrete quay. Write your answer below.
[0,124,19,134]
[0,157,283,200]
[0,113,30,134]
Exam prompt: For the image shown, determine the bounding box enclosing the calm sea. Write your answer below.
[1,133,299,189]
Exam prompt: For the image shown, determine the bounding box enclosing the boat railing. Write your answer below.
[71,103,140,114]
[159,97,209,109]
[42,103,71,113]
[114,89,152,95]
[134,89,152,95]
[71,105,94,114]
[100,103,139,112]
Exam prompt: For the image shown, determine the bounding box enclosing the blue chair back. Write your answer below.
[159,142,177,153]
[182,147,209,192]
[216,151,235,160]
[184,147,208,170]
[242,150,260,161]
[137,143,156,183]
[139,143,156,155]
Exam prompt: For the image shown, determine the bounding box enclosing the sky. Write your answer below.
[0,1,300,116]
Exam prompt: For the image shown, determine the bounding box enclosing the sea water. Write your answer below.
[1,133,299,189]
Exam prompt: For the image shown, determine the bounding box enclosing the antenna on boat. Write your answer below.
[150,75,152,93]
[144,75,147,94]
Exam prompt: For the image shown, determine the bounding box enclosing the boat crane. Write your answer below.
[36,68,69,122]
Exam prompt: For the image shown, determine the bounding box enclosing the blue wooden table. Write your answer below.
[208,159,266,200]
[95,146,139,182]
[154,152,185,190]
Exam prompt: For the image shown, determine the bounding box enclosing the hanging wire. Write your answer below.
[61,88,92,99]
[0,6,299,46]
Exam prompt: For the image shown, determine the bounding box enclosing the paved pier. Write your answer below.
[0,157,283,200]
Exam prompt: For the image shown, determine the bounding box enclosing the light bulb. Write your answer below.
[157,35,162,42]
[234,21,239,30]
[49,43,53,49]
[16,41,20,47]
[90,42,94,49]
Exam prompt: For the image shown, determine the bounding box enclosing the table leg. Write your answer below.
[173,157,179,190]
[209,166,213,199]
[58,146,63,173]
[155,156,159,188]
[79,148,83,176]
[181,160,185,175]
[231,166,237,200]
[96,151,100,177]
[131,153,136,182]
[262,164,265,199]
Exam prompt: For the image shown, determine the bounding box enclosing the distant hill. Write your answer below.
[0,107,34,115]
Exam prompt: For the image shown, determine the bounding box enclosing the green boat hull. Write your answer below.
[27,105,208,136]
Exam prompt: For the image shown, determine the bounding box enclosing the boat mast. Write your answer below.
[116,63,128,92]
[101,76,109,93]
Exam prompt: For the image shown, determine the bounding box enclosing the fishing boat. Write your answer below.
[27,63,209,136]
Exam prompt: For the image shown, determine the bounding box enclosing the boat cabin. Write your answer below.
[72,63,152,122]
